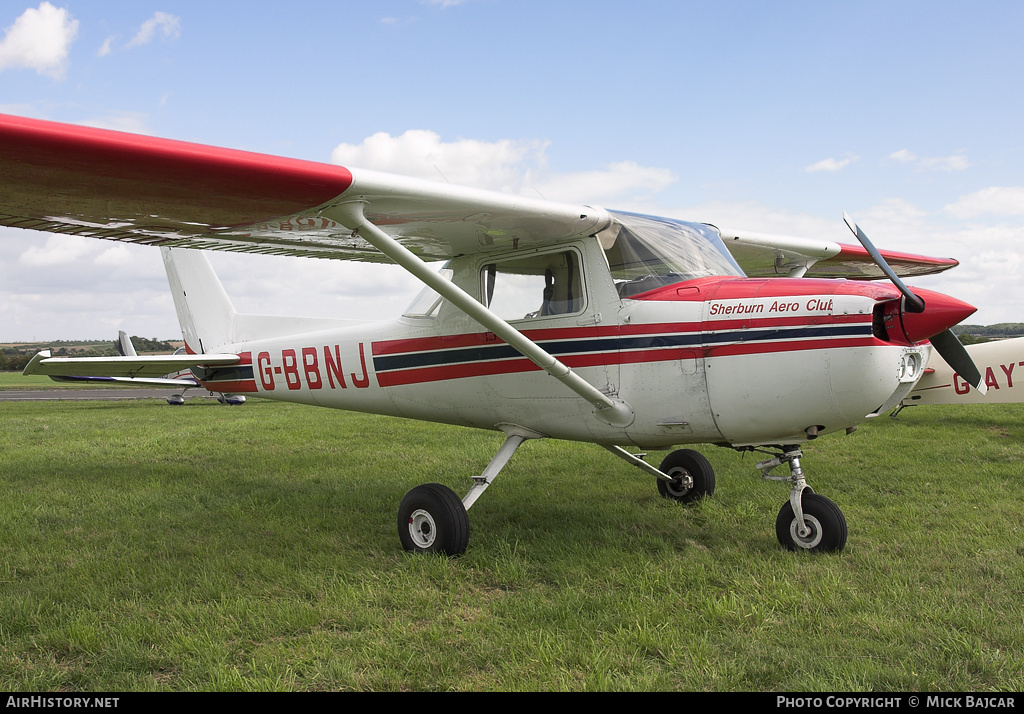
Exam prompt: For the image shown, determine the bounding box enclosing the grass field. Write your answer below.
[0,392,1022,691]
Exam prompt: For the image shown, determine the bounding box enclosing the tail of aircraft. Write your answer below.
[161,247,370,354]
[116,330,138,357]
[161,247,237,354]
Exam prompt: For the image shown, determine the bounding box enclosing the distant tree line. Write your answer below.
[953,323,1024,344]
[128,336,177,353]
[1,337,175,372]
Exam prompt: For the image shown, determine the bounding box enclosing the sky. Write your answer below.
[1,0,1023,341]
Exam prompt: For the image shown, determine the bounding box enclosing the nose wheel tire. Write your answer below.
[775,492,847,553]
[398,483,470,556]
[656,449,716,503]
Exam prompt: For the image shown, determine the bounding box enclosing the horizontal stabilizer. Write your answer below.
[24,350,239,379]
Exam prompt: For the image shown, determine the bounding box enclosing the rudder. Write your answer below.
[161,247,237,354]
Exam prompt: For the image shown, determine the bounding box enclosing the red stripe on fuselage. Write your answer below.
[200,379,259,393]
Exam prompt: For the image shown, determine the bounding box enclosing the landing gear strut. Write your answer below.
[756,447,847,552]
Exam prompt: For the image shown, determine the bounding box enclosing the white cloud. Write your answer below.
[673,200,848,242]
[890,149,969,172]
[79,111,151,135]
[944,187,1024,219]
[98,12,180,57]
[890,149,916,164]
[923,155,969,171]
[420,0,473,7]
[531,162,677,205]
[127,11,181,48]
[18,233,95,268]
[0,2,78,79]
[331,130,676,203]
[805,154,858,172]
[332,129,548,191]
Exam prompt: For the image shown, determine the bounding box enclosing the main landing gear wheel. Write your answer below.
[775,492,847,553]
[397,483,470,556]
[656,449,716,503]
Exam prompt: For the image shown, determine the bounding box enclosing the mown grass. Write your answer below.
[0,396,1021,691]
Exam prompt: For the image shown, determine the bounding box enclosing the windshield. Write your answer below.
[602,211,744,297]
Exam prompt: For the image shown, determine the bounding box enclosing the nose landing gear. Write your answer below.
[756,447,847,553]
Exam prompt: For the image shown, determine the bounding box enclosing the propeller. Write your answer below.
[843,212,987,395]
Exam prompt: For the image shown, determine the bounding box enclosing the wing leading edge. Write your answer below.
[0,113,609,262]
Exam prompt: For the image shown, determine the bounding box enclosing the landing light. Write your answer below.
[897,352,922,382]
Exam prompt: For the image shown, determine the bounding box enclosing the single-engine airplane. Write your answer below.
[0,113,987,554]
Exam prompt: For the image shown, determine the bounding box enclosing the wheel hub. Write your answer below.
[408,509,436,548]
[789,514,823,549]
[665,467,693,497]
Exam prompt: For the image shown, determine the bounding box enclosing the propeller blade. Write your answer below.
[843,212,926,313]
[929,329,988,395]
[842,212,987,395]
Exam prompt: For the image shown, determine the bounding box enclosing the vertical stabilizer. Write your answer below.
[161,248,237,354]
[116,331,137,356]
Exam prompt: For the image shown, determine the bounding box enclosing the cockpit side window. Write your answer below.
[403,265,453,318]
[481,250,584,321]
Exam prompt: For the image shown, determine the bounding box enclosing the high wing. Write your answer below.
[0,113,956,279]
[719,228,958,279]
[0,113,608,262]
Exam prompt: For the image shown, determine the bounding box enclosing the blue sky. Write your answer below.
[2,1,1023,340]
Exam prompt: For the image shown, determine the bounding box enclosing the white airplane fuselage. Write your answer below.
[196,237,930,449]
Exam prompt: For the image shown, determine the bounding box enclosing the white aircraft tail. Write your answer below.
[161,247,237,354]
[116,330,138,356]
[161,248,370,354]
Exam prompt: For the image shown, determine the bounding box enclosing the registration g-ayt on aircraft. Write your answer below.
[893,336,1023,415]
[0,114,987,555]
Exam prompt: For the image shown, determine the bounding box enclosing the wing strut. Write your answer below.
[325,201,634,428]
